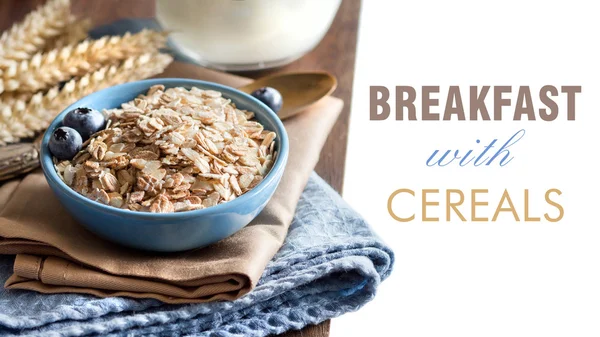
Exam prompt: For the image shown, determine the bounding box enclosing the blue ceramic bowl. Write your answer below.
[40,78,289,252]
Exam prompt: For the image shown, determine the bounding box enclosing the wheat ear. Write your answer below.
[0,0,72,64]
[0,53,173,144]
[0,29,168,94]
[43,17,92,51]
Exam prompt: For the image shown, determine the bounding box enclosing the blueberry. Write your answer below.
[49,126,82,160]
[63,107,105,140]
[250,87,283,113]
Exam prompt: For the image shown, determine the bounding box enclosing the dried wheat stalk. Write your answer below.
[44,17,92,51]
[0,29,168,94]
[0,0,72,65]
[0,53,173,144]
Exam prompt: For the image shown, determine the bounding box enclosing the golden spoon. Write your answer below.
[0,72,338,181]
[237,72,337,120]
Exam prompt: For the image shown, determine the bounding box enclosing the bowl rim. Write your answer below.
[40,78,289,221]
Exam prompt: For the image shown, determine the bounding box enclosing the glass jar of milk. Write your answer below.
[155,0,342,71]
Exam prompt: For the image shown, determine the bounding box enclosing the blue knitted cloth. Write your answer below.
[0,173,393,336]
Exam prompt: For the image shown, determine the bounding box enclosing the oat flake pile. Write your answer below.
[54,85,277,213]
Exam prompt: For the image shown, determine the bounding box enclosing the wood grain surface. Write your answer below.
[0,1,362,336]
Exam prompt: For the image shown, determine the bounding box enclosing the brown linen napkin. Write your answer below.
[0,62,343,304]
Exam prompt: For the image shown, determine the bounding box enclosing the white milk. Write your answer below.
[155,0,342,70]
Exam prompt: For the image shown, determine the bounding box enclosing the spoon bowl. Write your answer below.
[238,72,337,120]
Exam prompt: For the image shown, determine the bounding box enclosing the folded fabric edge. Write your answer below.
[11,255,384,337]
[0,235,393,334]
[4,277,250,304]
[5,254,253,303]
[263,241,394,285]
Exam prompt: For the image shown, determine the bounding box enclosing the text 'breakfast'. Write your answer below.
[370,85,581,121]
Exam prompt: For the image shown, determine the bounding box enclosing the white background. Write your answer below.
[332,1,600,336]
